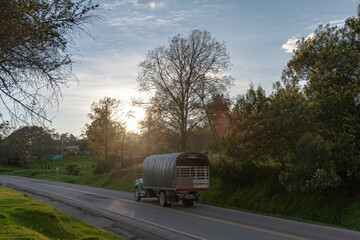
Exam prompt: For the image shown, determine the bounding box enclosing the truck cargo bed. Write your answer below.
[176,166,209,190]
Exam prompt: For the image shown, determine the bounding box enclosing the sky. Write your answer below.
[5,0,360,136]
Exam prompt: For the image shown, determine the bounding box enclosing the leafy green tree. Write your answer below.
[222,84,270,164]
[0,134,27,166]
[215,5,360,194]
[0,120,11,140]
[222,81,312,169]
[234,83,269,118]
[60,133,78,147]
[279,133,341,192]
[0,0,98,124]
[139,106,179,154]
[266,83,312,167]
[85,97,125,173]
[12,126,57,159]
[0,126,56,166]
[282,6,360,182]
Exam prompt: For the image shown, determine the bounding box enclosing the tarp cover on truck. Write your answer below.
[143,152,209,190]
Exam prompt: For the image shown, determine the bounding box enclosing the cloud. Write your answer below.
[149,2,156,9]
[103,1,226,44]
[282,32,316,54]
[149,2,166,9]
[285,16,347,55]
[110,15,156,27]
[102,0,138,9]
[305,17,346,30]
[281,37,299,53]
[305,32,315,41]
[328,18,346,27]
[103,0,165,10]
[108,9,195,29]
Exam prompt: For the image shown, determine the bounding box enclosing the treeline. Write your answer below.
[136,8,360,194]
[136,8,359,194]
[0,126,87,166]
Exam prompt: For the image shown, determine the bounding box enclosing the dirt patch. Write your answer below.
[101,173,114,187]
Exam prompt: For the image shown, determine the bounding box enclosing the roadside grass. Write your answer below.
[199,177,360,231]
[0,187,121,239]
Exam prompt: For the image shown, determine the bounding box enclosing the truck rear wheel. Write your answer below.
[159,192,168,207]
[182,200,194,206]
[134,188,141,201]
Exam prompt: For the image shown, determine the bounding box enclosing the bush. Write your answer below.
[92,155,120,174]
[211,156,281,191]
[279,133,341,193]
[92,164,104,175]
[65,164,80,176]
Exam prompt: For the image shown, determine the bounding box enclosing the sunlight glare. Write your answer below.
[126,109,144,133]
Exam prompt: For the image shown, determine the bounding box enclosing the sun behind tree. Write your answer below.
[85,97,125,174]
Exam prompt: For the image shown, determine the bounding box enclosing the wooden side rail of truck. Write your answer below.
[134,152,210,207]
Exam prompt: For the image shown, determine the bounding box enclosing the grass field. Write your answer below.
[0,156,140,192]
[0,187,121,239]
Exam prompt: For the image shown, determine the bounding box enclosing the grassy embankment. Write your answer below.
[0,187,121,239]
[199,168,360,231]
[0,156,140,192]
[1,156,360,232]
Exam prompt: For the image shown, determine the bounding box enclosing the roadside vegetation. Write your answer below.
[0,187,121,240]
[200,162,360,231]
[0,156,139,192]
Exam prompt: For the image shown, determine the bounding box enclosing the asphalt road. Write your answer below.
[1,175,360,240]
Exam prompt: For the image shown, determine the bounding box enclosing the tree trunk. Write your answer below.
[104,106,109,171]
[180,109,187,151]
[180,132,187,151]
[199,96,224,155]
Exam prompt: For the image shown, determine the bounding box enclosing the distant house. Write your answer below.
[64,145,80,154]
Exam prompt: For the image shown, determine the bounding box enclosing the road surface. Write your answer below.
[1,175,360,240]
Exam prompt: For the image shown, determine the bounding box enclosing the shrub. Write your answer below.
[279,132,341,192]
[65,164,80,176]
[211,156,281,191]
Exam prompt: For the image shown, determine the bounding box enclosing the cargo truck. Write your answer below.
[134,152,210,207]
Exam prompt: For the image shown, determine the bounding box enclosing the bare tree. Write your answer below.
[0,0,99,125]
[137,29,232,151]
